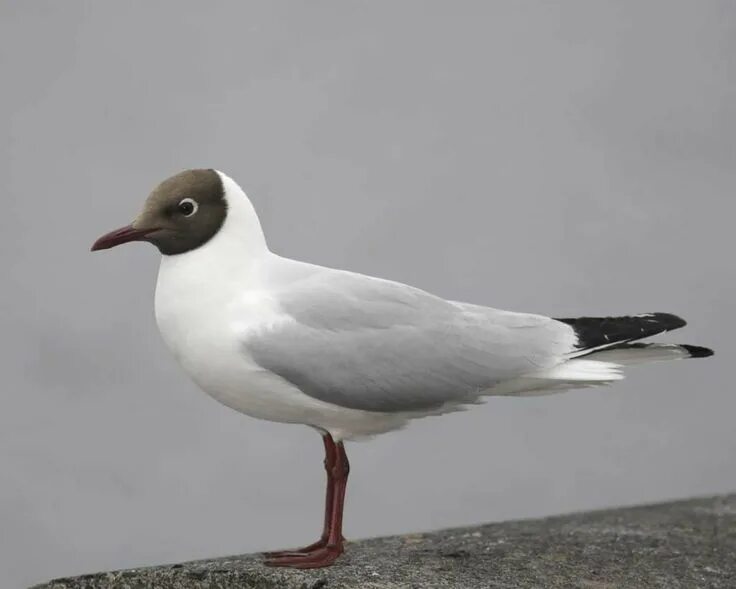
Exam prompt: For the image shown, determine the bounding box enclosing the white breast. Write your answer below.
[154,249,301,421]
[153,250,410,439]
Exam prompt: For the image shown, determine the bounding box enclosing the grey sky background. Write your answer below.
[1,1,734,587]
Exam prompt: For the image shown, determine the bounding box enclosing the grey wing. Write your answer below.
[245,270,576,413]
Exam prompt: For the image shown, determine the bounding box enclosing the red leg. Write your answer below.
[263,434,341,558]
[265,441,350,568]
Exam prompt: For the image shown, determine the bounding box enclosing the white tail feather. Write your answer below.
[534,359,624,381]
[487,359,623,397]
[485,343,701,398]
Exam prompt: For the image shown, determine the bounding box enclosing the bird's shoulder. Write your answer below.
[262,263,445,331]
[262,256,555,333]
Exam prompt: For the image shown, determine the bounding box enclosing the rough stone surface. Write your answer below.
[33,494,736,588]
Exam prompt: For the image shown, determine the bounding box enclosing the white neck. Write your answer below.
[212,170,269,257]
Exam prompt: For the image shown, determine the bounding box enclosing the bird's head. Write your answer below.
[91,169,228,256]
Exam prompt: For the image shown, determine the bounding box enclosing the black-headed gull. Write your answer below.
[92,169,713,568]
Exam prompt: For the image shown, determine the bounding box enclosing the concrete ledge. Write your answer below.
[33,494,736,588]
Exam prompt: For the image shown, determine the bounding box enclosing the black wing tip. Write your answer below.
[555,311,689,352]
[645,312,687,331]
[681,344,715,358]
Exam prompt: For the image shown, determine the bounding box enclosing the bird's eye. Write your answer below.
[177,198,198,217]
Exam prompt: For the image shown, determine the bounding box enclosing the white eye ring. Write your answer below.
[178,198,199,217]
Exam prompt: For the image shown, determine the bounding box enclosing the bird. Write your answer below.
[92,168,713,568]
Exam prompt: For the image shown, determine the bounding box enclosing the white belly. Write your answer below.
[153,256,411,440]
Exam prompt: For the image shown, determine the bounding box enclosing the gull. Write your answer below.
[92,169,713,568]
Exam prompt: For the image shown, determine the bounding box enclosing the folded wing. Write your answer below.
[244,270,576,412]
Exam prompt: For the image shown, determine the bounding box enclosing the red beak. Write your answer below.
[91,224,159,251]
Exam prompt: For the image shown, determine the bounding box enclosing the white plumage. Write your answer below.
[152,171,708,440]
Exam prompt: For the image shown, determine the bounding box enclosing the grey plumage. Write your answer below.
[245,271,577,412]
